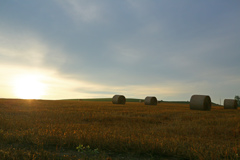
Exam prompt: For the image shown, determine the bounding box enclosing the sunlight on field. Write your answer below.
[0,99,239,159]
[13,74,46,99]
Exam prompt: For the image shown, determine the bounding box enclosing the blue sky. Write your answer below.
[0,0,240,103]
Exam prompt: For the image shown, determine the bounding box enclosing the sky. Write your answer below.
[0,0,240,103]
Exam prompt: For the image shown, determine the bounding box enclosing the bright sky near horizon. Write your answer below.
[0,0,240,103]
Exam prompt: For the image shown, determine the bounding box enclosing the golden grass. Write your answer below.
[0,99,240,159]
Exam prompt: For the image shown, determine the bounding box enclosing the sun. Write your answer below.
[13,74,46,99]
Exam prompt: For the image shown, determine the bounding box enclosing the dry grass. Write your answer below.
[0,99,240,159]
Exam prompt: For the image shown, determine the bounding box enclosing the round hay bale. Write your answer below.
[144,96,157,105]
[190,95,211,110]
[224,99,237,109]
[112,95,126,104]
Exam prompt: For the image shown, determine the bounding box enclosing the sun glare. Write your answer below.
[13,75,46,99]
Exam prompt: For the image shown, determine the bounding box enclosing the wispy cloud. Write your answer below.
[0,25,66,67]
[0,32,46,66]
[55,0,106,23]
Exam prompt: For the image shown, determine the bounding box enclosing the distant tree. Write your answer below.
[234,95,240,106]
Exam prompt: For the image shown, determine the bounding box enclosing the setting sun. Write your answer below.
[13,75,46,99]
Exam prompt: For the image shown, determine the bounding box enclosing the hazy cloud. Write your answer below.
[0,0,240,102]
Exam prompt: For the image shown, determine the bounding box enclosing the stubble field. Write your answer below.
[0,99,239,160]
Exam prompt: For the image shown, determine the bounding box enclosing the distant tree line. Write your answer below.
[235,95,240,106]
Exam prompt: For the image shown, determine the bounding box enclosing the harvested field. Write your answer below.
[0,99,239,159]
